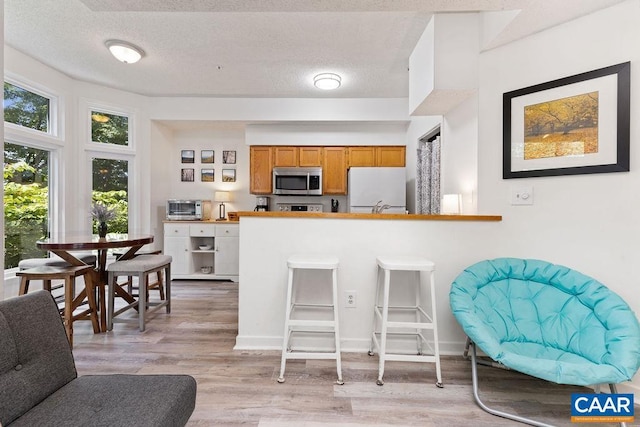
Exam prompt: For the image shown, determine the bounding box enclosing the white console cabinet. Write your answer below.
[163,222,239,281]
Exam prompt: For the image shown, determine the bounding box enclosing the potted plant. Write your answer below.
[91,202,116,237]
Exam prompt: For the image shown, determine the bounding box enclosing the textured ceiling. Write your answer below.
[4,0,625,98]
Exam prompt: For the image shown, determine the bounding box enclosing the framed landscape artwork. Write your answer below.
[503,62,630,179]
[201,169,214,182]
[181,150,195,164]
[201,150,214,163]
[222,169,236,182]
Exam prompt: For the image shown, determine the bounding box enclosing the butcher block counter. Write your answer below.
[234,211,503,354]
[237,211,501,221]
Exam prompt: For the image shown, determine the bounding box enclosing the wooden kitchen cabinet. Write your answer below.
[348,146,406,167]
[273,146,298,167]
[298,147,323,166]
[348,146,376,167]
[377,146,406,166]
[250,146,273,194]
[322,147,347,195]
[274,146,322,167]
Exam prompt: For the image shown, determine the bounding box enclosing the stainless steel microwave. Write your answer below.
[166,199,211,220]
[273,167,323,196]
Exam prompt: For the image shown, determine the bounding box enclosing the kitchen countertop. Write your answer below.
[237,211,501,221]
[163,220,240,224]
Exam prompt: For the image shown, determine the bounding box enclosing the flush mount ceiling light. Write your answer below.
[313,73,341,90]
[105,39,145,64]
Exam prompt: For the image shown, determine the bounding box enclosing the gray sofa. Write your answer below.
[0,290,196,426]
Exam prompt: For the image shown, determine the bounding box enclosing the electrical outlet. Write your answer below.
[345,291,357,308]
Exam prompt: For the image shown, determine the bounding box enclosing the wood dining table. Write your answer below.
[36,233,154,332]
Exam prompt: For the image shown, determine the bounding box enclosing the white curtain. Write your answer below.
[416,135,441,214]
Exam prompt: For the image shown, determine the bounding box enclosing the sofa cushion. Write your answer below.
[0,291,77,426]
[8,374,197,427]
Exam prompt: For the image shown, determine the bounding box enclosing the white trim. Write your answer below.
[84,99,136,153]
[4,73,62,139]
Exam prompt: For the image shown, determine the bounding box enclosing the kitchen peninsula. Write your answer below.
[234,211,502,354]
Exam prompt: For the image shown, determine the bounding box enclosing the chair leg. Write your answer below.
[138,272,147,332]
[83,272,100,333]
[164,264,171,313]
[157,271,165,300]
[469,341,554,427]
[107,272,116,331]
[19,277,30,295]
[277,266,295,383]
[63,276,74,347]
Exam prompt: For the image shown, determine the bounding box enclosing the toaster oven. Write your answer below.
[166,200,211,220]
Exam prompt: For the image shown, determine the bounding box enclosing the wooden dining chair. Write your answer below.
[16,265,100,347]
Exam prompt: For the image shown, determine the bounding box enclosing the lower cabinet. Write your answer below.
[163,222,239,280]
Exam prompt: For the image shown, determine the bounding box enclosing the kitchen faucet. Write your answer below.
[371,200,391,214]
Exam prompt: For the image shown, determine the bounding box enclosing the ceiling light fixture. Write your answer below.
[314,73,341,90]
[105,39,145,64]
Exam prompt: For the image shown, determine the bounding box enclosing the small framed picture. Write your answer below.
[222,150,236,164]
[201,150,214,163]
[181,168,195,182]
[201,168,214,182]
[222,169,236,182]
[181,150,195,163]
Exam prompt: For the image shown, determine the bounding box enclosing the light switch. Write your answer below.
[511,186,533,205]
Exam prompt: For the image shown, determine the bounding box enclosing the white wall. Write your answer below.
[167,125,249,214]
[245,122,408,147]
[477,0,640,396]
[441,95,478,214]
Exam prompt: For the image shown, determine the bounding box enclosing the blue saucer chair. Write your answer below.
[450,258,640,427]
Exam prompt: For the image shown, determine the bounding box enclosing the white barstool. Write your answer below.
[368,255,443,387]
[277,254,343,385]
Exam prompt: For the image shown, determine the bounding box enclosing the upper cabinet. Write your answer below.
[347,147,376,167]
[322,147,347,195]
[376,146,406,167]
[273,146,322,167]
[250,145,405,195]
[298,147,323,166]
[347,146,405,167]
[250,146,273,194]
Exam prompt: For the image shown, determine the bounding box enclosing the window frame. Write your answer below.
[4,73,62,141]
[85,101,136,154]
[3,77,63,272]
[83,100,138,234]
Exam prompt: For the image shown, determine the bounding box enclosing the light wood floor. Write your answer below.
[70,280,621,426]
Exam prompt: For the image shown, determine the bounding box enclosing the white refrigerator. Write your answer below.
[347,167,407,213]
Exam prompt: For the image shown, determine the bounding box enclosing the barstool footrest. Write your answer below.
[283,352,340,360]
[287,319,336,327]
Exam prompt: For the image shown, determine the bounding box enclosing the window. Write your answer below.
[91,110,129,146]
[3,143,50,268]
[92,158,129,234]
[3,81,51,133]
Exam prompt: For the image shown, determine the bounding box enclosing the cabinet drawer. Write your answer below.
[216,224,239,237]
[164,223,190,237]
[190,224,217,237]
